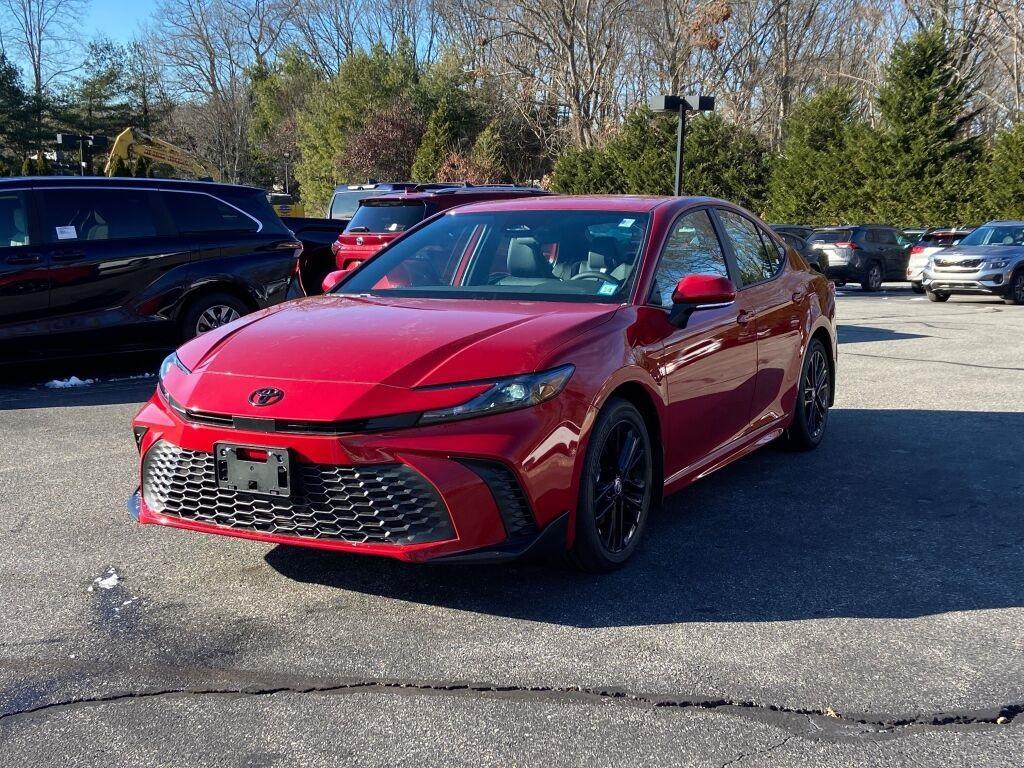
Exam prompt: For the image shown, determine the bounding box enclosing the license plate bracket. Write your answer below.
[215,443,291,497]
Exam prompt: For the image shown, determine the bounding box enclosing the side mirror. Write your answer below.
[669,275,736,327]
[321,268,354,293]
[671,274,736,306]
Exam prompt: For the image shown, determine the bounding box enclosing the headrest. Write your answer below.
[587,236,620,272]
[508,239,551,278]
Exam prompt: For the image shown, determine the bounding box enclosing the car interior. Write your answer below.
[0,195,30,247]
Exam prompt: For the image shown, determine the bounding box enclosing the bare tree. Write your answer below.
[1,0,86,145]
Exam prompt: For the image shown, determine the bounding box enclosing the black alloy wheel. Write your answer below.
[786,338,831,450]
[571,399,653,571]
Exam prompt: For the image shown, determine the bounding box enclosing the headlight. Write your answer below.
[419,365,574,425]
[988,260,1010,269]
[158,352,191,383]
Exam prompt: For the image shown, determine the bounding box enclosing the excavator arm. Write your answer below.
[105,128,222,182]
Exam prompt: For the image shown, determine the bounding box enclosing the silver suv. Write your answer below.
[922,221,1024,304]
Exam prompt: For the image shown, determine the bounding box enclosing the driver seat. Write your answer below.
[586,236,631,281]
[502,238,553,285]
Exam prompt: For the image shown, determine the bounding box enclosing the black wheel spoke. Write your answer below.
[590,418,650,555]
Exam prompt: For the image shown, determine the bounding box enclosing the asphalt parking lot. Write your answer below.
[1,287,1022,766]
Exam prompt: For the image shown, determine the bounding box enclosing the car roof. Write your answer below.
[442,194,717,215]
[363,186,550,203]
[0,176,264,195]
[983,220,1024,226]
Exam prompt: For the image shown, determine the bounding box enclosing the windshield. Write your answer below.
[337,209,650,303]
[346,201,426,233]
[808,229,853,244]
[957,225,1024,247]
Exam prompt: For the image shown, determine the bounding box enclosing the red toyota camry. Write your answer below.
[130,195,836,571]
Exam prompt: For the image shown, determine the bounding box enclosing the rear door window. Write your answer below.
[346,202,426,234]
[163,191,260,234]
[0,191,31,247]
[41,188,161,242]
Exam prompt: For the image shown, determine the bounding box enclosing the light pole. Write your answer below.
[56,133,108,176]
[283,151,291,195]
[648,95,715,196]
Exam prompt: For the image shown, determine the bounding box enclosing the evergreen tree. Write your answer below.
[21,157,34,176]
[469,121,508,182]
[978,124,1024,220]
[411,87,483,181]
[860,27,981,226]
[764,88,865,224]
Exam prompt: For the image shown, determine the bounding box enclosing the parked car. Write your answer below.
[772,228,825,274]
[0,176,303,362]
[332,185,552,271]
[903,227,928,242]
[130,195,837,571]
[906,227,973,293]
[326,182,456,221]
[808,225,912,291]
[921,220,1024,304]
[770,224,814,241]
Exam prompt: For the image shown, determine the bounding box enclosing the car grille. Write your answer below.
[934,258,982,269]
[142,441,453,544]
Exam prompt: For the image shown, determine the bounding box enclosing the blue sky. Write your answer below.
[81,0,155,44]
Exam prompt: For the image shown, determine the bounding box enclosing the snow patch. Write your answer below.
[87,567,121,591]
[45,376,97,389]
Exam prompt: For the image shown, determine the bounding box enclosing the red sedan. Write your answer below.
[130,195,836,571]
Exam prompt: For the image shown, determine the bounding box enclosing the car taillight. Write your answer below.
[910,245,924,255]
[834,241,859,250]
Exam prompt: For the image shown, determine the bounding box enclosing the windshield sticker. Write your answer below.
[619,218,635,228]
[597,283,618,296]
[55,225,77,240]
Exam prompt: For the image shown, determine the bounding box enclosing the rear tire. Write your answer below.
[1003,271,1024,305]
[786,338,831,451]
[926,289,950,303]
[179,292,249,341]
[570,399,653,572]
[911,283,925,294]
[861,262,883,292]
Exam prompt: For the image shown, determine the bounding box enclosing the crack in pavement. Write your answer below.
[1,677,1020,740]
[841,351,1024,372]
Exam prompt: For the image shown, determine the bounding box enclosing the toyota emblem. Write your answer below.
[249,387,284,407]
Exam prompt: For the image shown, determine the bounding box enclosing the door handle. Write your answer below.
[5,252,42,265]
[52,249,86,262]
[791,290,807,303]
[736,310,754,325]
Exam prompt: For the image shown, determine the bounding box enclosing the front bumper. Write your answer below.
[129,391,584,563]
[923,267,1011,295]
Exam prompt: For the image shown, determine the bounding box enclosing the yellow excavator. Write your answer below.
[104,127,222,181]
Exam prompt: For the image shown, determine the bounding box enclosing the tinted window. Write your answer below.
[346,201,426,233]
[878,229,898,245]
[718,210,780,285]
[41,188,160,242]
[920,232,961,247]
[163,191,258,234]
[0,191,31,247]
[809,229,853,244]
[339,210,650,303]
[650,210,729,306]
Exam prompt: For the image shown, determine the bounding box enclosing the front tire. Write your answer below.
[861,262,883,292]
[1003,271,1024,305]
[570,399,653,572]
[180,292,249,341]
[786,338,831,451]
[926,289,950,303]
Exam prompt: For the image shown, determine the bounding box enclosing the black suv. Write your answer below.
[807,225,912,291]
[0,177,302,362]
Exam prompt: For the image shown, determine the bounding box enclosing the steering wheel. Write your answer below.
[571,270,621,285]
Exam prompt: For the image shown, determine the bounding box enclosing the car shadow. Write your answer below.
[837,324,928,343]
[0,352,161,411]
[265,408,1024,627]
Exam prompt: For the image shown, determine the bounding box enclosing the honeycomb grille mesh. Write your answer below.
[143,442,453,544]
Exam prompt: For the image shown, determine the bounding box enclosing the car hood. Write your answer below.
[169,296,617,421]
